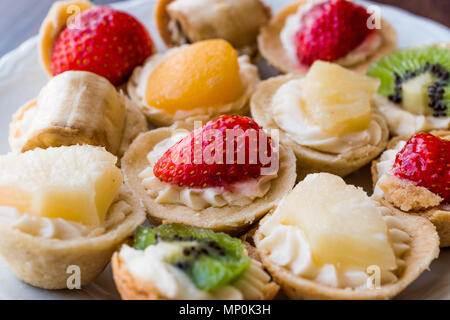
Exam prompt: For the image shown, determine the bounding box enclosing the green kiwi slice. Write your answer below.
[367,46,450,117]
[133,224,251,291]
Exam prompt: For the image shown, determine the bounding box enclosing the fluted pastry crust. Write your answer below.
[250,74,389,178]
[258,1,397,74]
[121,124,297,234]
[254,205,439,299]
[0,186,146,290]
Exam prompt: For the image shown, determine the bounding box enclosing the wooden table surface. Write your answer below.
[0,0,448,57]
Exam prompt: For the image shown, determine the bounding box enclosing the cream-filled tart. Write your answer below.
[0,145,145,289]
[112,223,279,300]
[38,0,154,86]
[127,39,260,127]
[372,131,450,247]
[367,44,450,137]
[122,115,296,234]
[155,0,271,56]
[258,0,397,75]
[251,61,389,178]
[254,173,439,300]
[9,71,147,159]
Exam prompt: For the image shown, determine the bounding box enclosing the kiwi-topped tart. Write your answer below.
[367,44,450,136]
[112,223,279,300]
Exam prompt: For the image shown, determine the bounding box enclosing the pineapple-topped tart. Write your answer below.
[372,131,450,247]
[0,145,145,289]
[254,173,439,300]
[127,39,260,127]
[122,115,296,234]
[251,61,389,178]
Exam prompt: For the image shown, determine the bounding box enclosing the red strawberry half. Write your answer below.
[392,132,450,202]
[51,6,153,86]
[295,0,374,66]
[153,115,276,189]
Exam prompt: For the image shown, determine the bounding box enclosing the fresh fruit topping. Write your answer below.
[295,0,374,66]
[276,173,397,270]
[392,133,450,202]
[0,145,123,227]
[146,39,243,114]
[301,61,379,136]
[367,46,450,117]
[51,6,153,86]
[153,115,273,188]
[134,224,251,291]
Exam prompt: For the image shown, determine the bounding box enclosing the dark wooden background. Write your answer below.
[0,0,449,57]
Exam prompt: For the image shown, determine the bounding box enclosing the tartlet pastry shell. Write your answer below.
[250,74,389,178]
[371,131,450,247]
[258,1,398,74]
[253,205,439,300]
[0,186,146,290]
[121,124,297,234]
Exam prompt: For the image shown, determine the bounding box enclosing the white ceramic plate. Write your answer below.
[0,0,449,300]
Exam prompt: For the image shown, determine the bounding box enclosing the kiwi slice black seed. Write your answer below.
[133,224,251,291]
[367,46,450,117]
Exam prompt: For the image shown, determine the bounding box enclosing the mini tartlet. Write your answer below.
[258,0,397,74]
[9,71,147,159]
[372,131,450,247]
[122,115,296,234]
[112,224,279,300]
[254,173,439,300]
[155,0,271,56]
[0,145,145,289]
[127,39,260,127]
[251,61,389,178]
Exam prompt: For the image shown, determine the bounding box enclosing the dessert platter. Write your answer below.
[0,0,448,300]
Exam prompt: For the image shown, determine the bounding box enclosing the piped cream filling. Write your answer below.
[0,200,131,240]
[259,207,410,289]
[138,132,278,211]
[120,242,272,300]
[271,78,383,154]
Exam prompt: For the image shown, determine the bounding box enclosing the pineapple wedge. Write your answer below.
[277,173,397,271]
[301,61,380,136]
[0,145,123,227]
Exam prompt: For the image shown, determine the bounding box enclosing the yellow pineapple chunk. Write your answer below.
[146,39,243,114]
[277,173,397,271]
[0,145,123,227]
[302,61,380,136]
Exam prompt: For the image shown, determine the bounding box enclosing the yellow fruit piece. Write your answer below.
[146,39,243,114]
[277,173,397,271]
[302,61,380,136]
[0,145,123,227]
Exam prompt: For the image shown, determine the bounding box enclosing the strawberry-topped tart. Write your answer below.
[372,131,450,247]
[122,115,296,234]
[38,0,154,86]
[258,0,397,74]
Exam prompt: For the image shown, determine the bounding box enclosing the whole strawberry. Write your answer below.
[392,133,450,202]
[153,115,274,188]
[51,6,153,86]
[295,0,373,66]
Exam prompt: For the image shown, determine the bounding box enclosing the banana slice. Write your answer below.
[9,71,147,157]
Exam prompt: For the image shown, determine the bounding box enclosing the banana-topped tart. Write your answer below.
[251,61,389,178]
[258,0,397,74]
[112,224,279,300]
[254,173,439,300]
[372,131,450,247]
[122,115,296,234]
[0,145,145,289]
[127,39,260,127]
[39,0,154,86]
[9,71,147,159]
[368,44,450,136]
[155,0,271,56]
